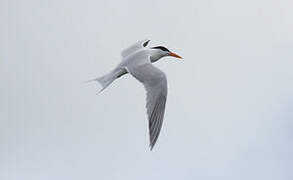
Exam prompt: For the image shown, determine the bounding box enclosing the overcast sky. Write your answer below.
[1,0,293,179]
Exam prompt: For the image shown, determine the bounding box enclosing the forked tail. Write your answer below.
[87,70,118,93]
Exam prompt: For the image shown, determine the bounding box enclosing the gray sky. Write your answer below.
[1,0,293,179]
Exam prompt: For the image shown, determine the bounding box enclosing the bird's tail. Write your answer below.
[86,70,118,94]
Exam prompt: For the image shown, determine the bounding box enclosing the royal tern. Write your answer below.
[91,40,182,150]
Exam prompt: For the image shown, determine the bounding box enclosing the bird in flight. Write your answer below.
[91,40,182,150]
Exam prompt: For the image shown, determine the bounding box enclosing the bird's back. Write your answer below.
[119,49,151,68]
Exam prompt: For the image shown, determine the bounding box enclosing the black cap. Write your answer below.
[151,46,170,52]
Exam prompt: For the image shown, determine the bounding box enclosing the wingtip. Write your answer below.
[143,39,151,47]
[149,141,156,151]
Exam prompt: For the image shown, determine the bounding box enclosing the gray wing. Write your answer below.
[127,63,167,150]
[121,39,150,58]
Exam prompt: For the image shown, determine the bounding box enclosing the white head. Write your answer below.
[149,46,182,62]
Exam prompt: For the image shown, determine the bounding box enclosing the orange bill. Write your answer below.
[169,52,183,59]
